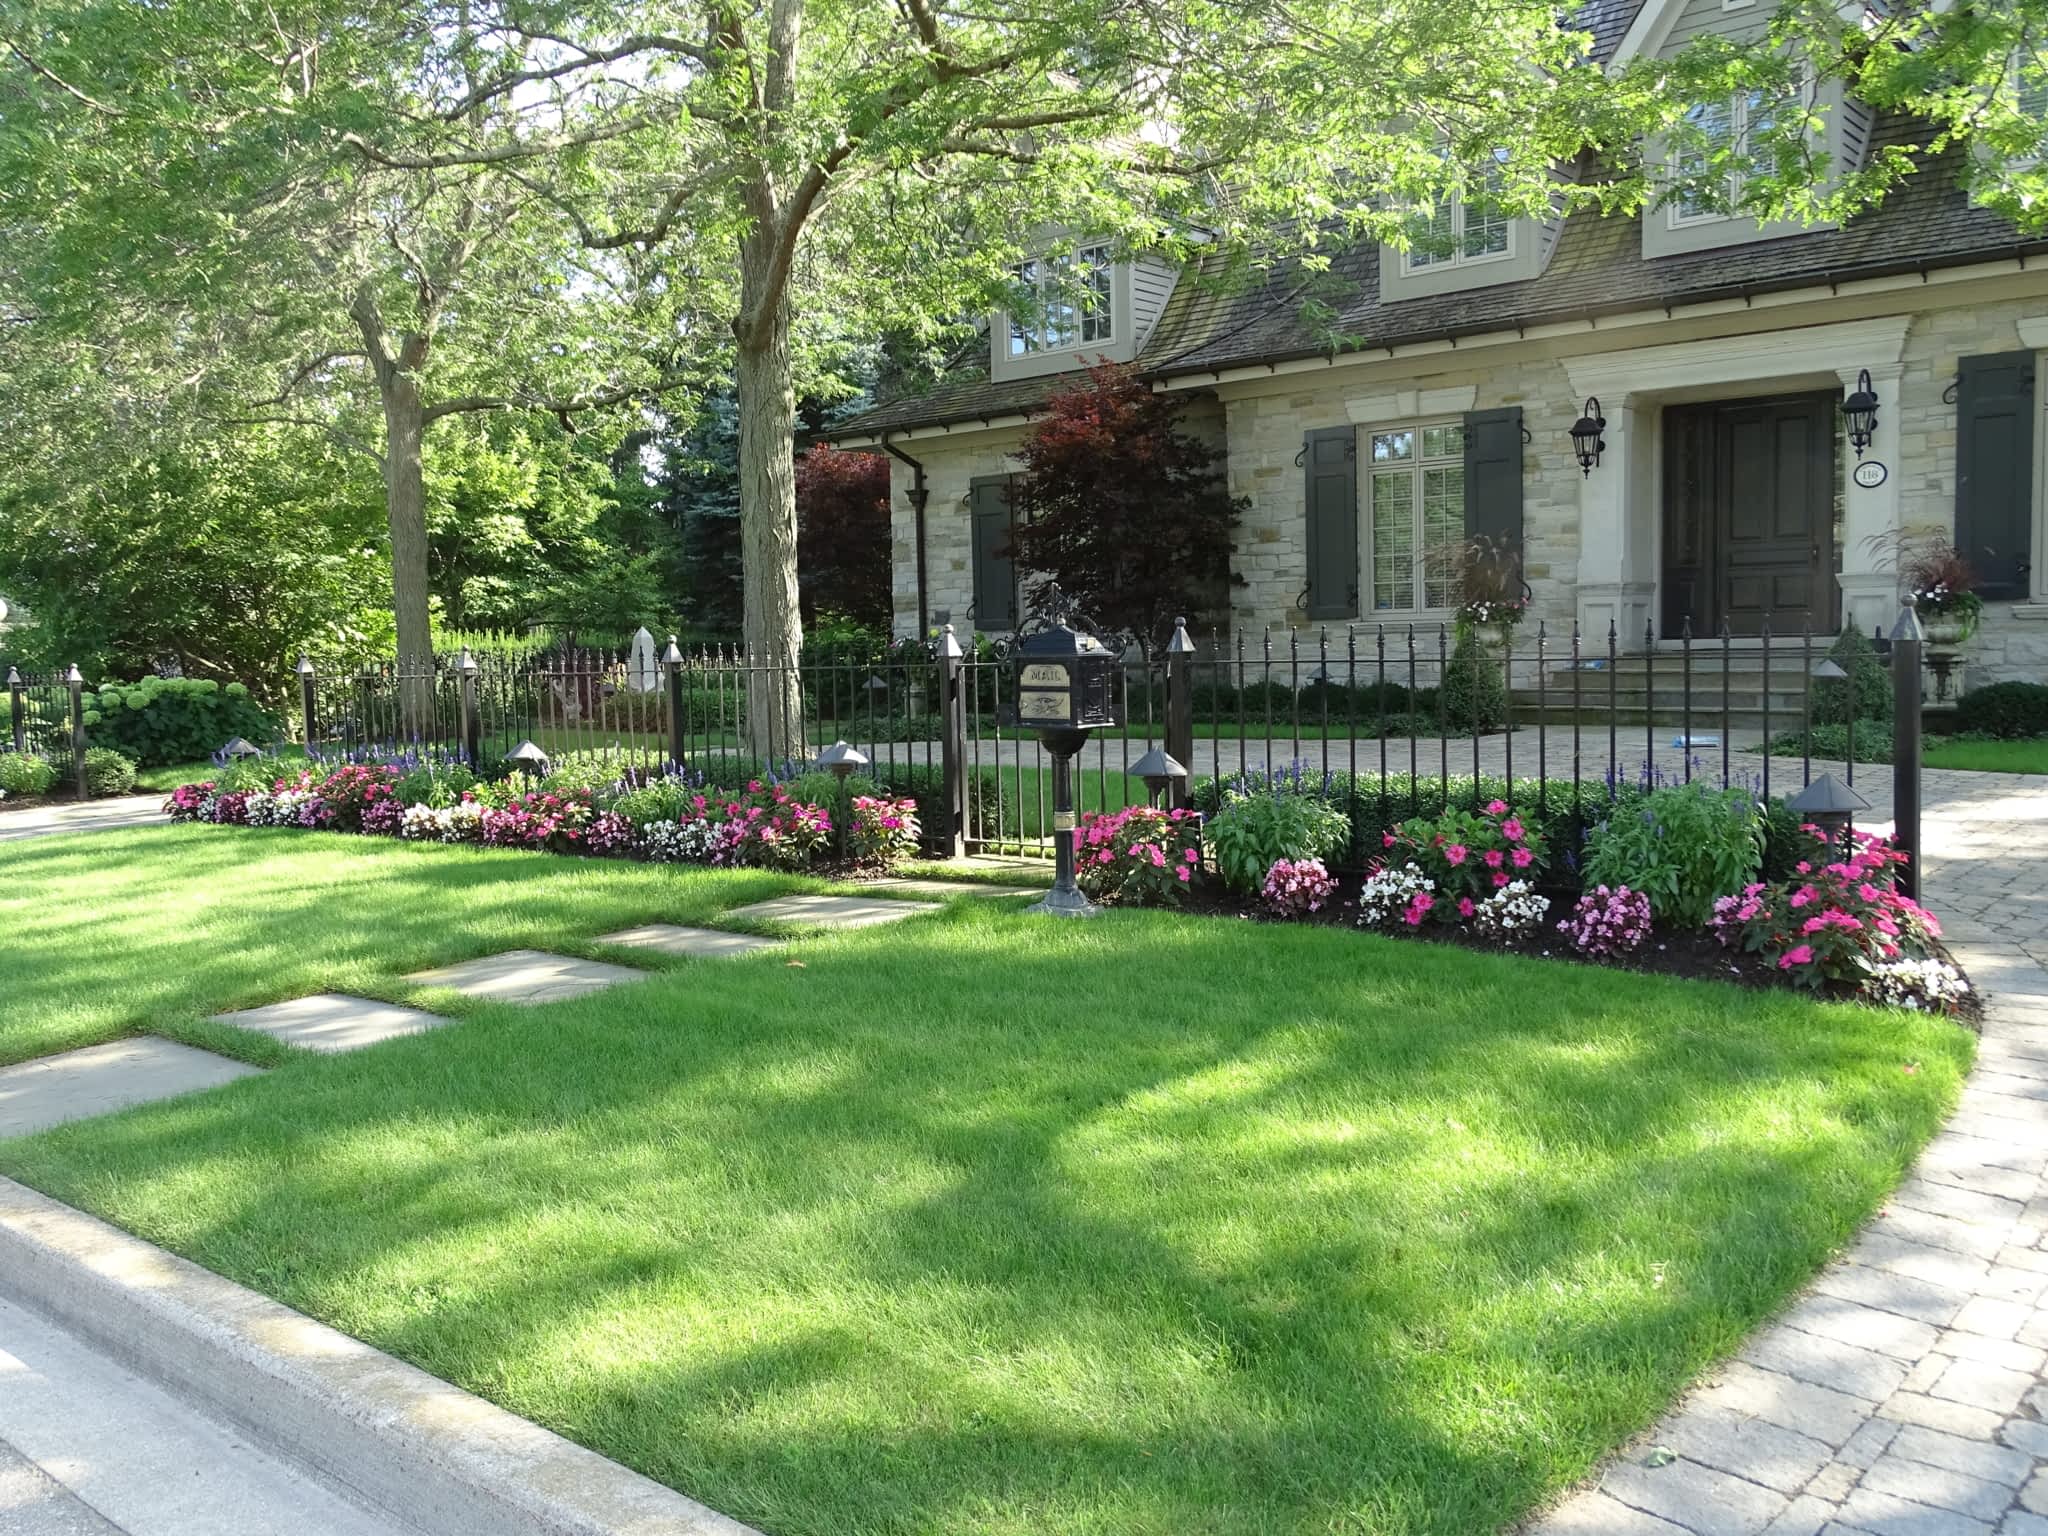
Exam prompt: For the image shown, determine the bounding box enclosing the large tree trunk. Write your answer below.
[736,229,806,763]
[380,371,435,730]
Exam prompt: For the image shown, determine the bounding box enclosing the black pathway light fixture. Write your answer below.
[506,738,551,783]
[815,738,869,859]
[1009,583,1124,917]
[1786,771,1871,844]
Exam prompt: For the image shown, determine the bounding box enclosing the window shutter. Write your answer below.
[1303,427,1358,620]
[1956,350,2036,601]
[970,480,1016,630]
[1462,406,1525,557]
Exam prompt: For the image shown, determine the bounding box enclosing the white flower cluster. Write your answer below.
[242,789,314,827]
[1866,956,1972,1013]
[399,801,485,843]
[1472,880,1551,936]
[1356,863,1435,928]
[641,818,718,863]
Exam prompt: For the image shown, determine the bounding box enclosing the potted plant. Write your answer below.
[1900,537,1983,648]
[1446,537,1529,649]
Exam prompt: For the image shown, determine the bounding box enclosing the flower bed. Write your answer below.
[164,757,923,877]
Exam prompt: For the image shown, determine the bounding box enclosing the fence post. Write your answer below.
[937,624,966,859]
[297,655,318,757]
[456,648,482,768]
[7,667,22,754]
[1164,616,1195,810]
[66,664,86,798]
[663,635,685,770]
[1891,597,1924,901]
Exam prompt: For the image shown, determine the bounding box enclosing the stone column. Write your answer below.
[1570,393,1657,647]
[1835,362,1905,638]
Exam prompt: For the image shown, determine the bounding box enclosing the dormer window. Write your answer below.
[1008,245,1114,356]
[1404,154,1513,272]
[1670,87,1786,225]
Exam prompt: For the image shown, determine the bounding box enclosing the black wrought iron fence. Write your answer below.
[5,665,85,794]
[285,609,1928,881]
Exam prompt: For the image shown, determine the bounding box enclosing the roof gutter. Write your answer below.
[882,437,930,640]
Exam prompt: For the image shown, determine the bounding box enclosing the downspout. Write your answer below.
[882,436,931,639]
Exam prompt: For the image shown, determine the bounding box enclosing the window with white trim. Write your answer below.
[1672,85,1790,223]
[1008,244,1113,356]
[1404,153,1512,271]
[1366,423,1466,612]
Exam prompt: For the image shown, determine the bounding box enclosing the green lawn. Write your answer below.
[1923,736,2048,774]
[0,829,1971,1536]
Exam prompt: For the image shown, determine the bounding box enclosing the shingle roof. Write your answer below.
[833,123,2045,441]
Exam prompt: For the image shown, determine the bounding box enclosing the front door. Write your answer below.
[1661,392,1838,637]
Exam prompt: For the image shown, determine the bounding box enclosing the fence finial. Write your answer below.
[64,664,82,684]
[1891,592,1925,643]
[1166,616,1194,655]
[936,622,964,659]
[5,667,17,686]
[296,654,315,677]
[662,634,683,665]
[456,646,478,676]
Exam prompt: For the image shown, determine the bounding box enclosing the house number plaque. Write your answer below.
[1852,460,1888,489]
[1019,691,1071,722]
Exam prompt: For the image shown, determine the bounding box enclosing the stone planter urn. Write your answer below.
[1921,615,1970,648]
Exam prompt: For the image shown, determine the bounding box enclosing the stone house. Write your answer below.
[827,0,2048,687]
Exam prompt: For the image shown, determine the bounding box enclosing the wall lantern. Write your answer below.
[1569,397,1607,477]
[1841,368,1880,458]
[1009,584,1124,916]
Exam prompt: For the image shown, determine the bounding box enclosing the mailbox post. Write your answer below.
[1010,587,1123,918]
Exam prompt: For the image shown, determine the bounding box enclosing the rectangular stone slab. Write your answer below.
[208,994,447,1054]
[725,895,940,929]
[859,879,1042,900]
[0,1040,261,1140]
[404,950,648,1006]
[594,925,783,958]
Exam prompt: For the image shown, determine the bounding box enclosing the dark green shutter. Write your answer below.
[970,478,1016,630]
[1303,427,1358,619]
[1956,350,2035,601]
[1462,406,1525,557]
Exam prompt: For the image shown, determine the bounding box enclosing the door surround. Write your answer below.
[1564,315,1909,647]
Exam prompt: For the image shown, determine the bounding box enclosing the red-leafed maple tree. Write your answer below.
[795,445,892,630]
[1009,362,1244,650]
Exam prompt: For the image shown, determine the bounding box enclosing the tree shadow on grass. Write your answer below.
[0,906,1970,1536]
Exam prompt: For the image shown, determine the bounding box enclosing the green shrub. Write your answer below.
[1582,783,1765,927]
[1437,632,1506,731]
[79,676,281,767]
[394,761,478,808]
[1758,795,1810,884]
[611,780,696,828]
[212,756,283,793]
[1811,629,1892,726]
[81,747,137,796]
[1205,792,1351,893]
[0,751,56,797]
[1754,721,1893,765]
[534,750,638,798]
[1954,681,2048,740]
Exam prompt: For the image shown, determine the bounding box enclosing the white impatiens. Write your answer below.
[399,801,486,843]
[640,818,719,863]
[1472,880,1551,937]
[1866,956,1971,1012]
[1356,863,1437,928]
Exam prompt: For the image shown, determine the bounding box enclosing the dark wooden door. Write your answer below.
[1662,392,1837,636]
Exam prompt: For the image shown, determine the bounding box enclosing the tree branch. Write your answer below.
[249,350,369,409]
[1,38,127,115]
[440,31,715,119]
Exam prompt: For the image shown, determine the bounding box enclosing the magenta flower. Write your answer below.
[1444,844,1468,866]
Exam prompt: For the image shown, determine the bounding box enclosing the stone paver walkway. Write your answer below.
[860,877,1041,900]
[0,796,166,843]
[594,924,783,958]
[404,950,647,1005]
[1527,771,2048,1536]
[0,1042,259,1142]
[206,995,446,1055]
[727,894,941,929]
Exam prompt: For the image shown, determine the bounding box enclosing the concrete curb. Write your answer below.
[0,1176,761,1536]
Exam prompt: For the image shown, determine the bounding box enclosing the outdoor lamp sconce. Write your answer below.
[1569,397,1607,477]
[1127,746,1189,808]
[220,736,264,761]
[506,739,551,780]
[1841,368,1880,458]
[1786,771,1870,843]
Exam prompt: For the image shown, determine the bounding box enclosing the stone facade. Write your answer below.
[877,272,2048,685]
